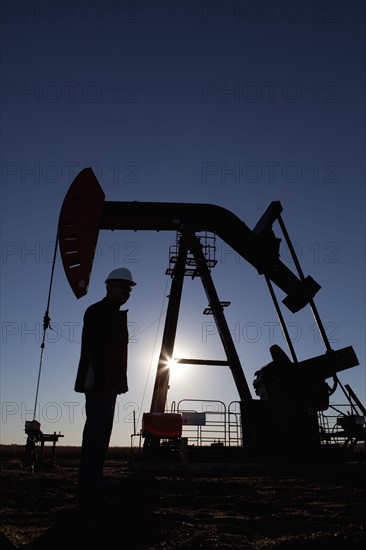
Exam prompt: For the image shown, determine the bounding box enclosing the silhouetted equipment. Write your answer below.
[58,168,365,469]
[23,421,64,471]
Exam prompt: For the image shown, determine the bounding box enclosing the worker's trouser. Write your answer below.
[78,386,118,499]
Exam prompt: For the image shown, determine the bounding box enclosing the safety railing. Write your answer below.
[318,403,365,450]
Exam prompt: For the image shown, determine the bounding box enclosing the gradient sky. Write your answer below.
[1,0,365,448]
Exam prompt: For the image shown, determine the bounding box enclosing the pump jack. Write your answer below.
[58,168,365,469]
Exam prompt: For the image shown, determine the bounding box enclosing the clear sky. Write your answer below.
[1,0,365,448]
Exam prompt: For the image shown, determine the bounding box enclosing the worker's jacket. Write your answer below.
[74,297,129,394]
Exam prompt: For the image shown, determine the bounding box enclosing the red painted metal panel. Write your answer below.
[58,168,105,298]
[142,413,183,438]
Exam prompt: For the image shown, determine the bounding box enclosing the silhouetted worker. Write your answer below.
[74,267,136,504]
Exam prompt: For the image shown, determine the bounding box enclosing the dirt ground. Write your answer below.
[1,445,366,549]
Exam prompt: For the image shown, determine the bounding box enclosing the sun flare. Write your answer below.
[166,356,187,379]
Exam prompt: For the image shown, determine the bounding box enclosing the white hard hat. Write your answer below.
[105,267,136,286]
